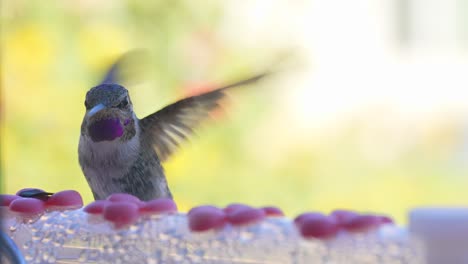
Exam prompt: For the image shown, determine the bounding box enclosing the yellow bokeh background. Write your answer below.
[2,0,468,223]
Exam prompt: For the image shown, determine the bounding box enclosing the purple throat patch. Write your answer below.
[88,118,124,142]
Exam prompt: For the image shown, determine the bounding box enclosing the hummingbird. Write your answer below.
[78,53,269,201]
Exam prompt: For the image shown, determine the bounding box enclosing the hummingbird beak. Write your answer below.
[87,103,106,118]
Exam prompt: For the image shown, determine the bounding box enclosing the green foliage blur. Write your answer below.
[2,1,468,223]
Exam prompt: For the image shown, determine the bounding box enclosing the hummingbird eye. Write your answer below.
[117,98,129,108]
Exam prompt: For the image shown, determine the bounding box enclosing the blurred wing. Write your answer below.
[139,73,268,161]
[101,58,120,84]
[101,49,149,85]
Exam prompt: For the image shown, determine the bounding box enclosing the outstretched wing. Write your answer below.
[139,73,268,161]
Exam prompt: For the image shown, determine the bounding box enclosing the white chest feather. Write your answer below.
[78,133,140,196]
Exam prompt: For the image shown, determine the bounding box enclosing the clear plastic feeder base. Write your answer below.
[2,209,423,264]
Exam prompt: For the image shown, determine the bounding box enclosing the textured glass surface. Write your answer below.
[2,210,424,264]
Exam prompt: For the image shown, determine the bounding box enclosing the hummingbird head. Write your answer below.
[81,83,137,142]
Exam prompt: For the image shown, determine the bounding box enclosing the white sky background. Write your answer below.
[222,0,468,130]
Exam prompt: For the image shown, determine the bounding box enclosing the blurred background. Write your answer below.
[2,0,468,223]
